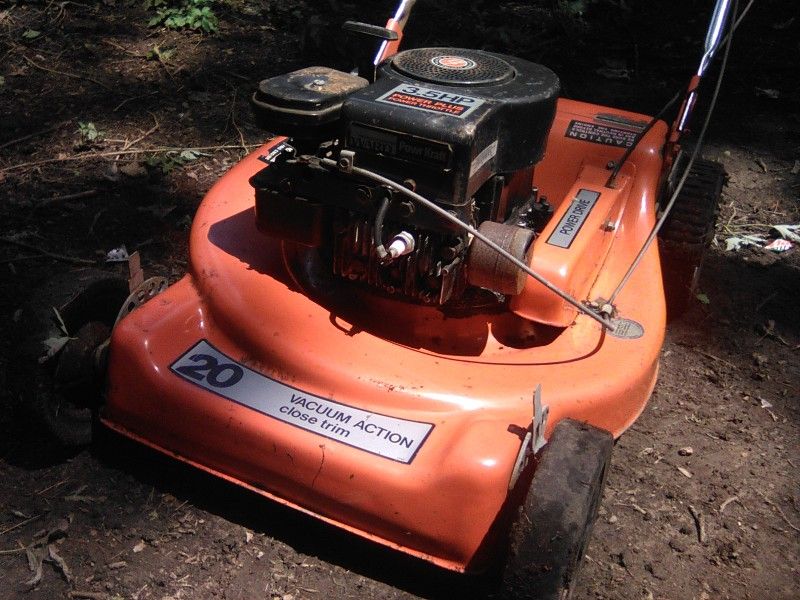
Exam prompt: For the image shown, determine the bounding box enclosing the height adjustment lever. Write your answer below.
[342,21,399,41]
[342,21,398,83]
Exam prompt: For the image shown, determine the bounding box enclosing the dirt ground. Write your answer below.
[1,1,798,599]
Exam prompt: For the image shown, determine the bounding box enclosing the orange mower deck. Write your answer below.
[102,98,668,572]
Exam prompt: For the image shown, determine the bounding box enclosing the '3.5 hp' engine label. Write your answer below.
[376,84,485,118]
[171,340,434,463]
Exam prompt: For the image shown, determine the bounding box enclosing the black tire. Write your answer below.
[499,419,613,600]
[658,158,726,319]
[11,269,128,446]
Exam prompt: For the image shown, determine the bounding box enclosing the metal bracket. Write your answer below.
[115,276,168,326]
[127,251,144,292]
[531,384,550,454]
[508,384,550,490]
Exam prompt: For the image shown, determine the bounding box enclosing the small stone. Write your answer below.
[678,447,694,456]
[608,514,618,524]
[669,538,688,553]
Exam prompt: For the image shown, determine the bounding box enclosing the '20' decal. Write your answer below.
[174,354,244,388]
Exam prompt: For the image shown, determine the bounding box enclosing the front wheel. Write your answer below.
[11,269,129,446]
[499,419,613,600]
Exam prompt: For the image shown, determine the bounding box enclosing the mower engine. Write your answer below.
[250,47,560,305]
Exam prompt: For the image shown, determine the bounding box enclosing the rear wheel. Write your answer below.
[658,158,726,319]
[11,270,128,446]
[499,419,613,600]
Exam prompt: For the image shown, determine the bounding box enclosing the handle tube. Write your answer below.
[374,0,418,65]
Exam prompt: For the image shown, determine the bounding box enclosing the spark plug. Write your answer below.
[385,231,415,261]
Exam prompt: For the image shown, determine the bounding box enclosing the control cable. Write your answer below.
[320,157,616,331]
[608,0,739,305]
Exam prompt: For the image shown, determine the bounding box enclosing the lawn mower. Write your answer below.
[14,0,736,597]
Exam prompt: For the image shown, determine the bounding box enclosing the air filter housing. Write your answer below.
[340,47,560,207]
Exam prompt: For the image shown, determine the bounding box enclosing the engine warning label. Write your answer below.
[376,84,485,118]
[171,340,434,464]
[565,120,639,148]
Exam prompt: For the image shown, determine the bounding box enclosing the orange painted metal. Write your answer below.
[377,18,404,63]
[102,97,668,573]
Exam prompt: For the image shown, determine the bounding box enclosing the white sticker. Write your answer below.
[469,140,498,177]
[375,84,485,119]
[546,189,601,249]
[171,341,433,464]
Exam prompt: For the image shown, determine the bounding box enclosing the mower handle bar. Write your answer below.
[373,0,418,66]
[698,0,733,77]
[676,0,733,132]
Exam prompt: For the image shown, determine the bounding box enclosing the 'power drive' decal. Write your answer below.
[565,120,639,148]
[376,84,485,118]
[546,189,601,249]
[171,340,434,464]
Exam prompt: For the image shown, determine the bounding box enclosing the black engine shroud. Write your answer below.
[250,48,560,305]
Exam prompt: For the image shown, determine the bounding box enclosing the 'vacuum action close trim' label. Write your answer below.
[171,340,434,463]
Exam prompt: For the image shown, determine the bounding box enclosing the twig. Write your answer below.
[719,495,739,513]
[755,489,800,533]
[113,91,158,112]
[229,90,248,154]
[36,479,70,495]
[121,114,160,151]
[38,189,97,206]
[0,120,70,151]
[755,291,779,313]
[688,505,706,544]
[68,591,108,600]
[616,502,648,516]
[102,38,142,57]
[0,513,44,537]
[1,144,261,173]
[697,350,738,370]
[0,237,95,265]
[22,55,114,92]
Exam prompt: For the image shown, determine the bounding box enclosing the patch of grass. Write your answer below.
[145,0,219,33]
[145,149,206,174]
[146,44,176,63]
[77,122,102,143]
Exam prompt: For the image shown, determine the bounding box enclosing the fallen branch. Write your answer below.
[616,502,648,516]
[68,591,107,600]
[38,189,98,206]
[1,144,262,174]
[0,514,44,537]
[0,120,71,151]
[688,505,707,544]
[22,55,114,92]
[121,114,160,152]
[697,350,738,370]
[113,91,158,112]
[0,237,95,265]
[756,489,800,533]
[719,495,739,513]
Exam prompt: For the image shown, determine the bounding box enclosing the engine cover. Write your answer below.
[341,47,560,208]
